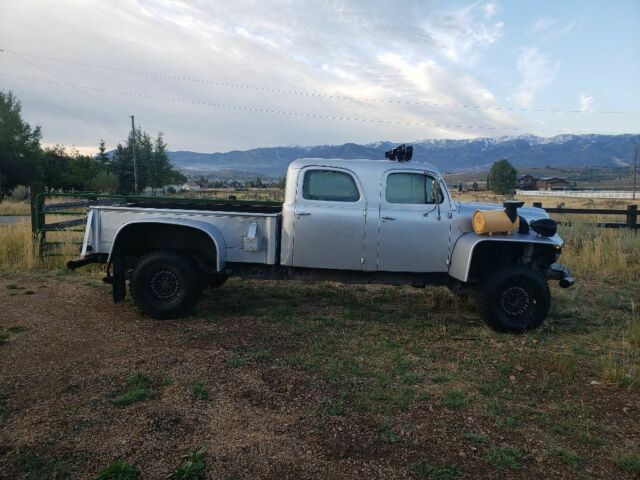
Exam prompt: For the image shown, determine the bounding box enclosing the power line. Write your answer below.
[9,51,130,117]
[0,73,530,132]
[1,48,637,115]
[0,76,121,141]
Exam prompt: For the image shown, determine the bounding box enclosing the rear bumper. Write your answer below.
[544,263,575,288]
[67,253,108,270]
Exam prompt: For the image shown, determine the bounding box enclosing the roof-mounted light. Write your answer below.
[385,144,413,161]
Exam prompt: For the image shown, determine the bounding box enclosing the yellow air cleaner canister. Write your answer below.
[472,209,520,235]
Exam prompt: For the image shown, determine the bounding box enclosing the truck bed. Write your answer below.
[125,199,282,214]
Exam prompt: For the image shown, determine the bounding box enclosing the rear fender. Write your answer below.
[108,218,227,271]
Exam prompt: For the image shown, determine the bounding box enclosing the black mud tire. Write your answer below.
[130,250,203,319]
[477,265,550,333]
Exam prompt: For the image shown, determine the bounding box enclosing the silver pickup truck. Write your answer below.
[69,148,574,332]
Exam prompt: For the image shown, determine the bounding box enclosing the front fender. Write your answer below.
[448,232,563,282]
[107,218,227,271]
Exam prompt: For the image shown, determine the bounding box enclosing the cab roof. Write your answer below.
[290,158,441,176]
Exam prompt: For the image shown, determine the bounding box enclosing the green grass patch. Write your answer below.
[15,452,71,480]
[462,432,489,445]
[409,462,463,479]
[614,452,640,476]
[191,381,209,401]
[552,446,583,470]
[227,348,271,368]
[377,419,403,444]
[7,325,26,333]
[113,373,154,407]
[442,390,467,410]
[171,451,205,479]
[96,459,139,479]
[0,333,8,345]
[488,446,524,470]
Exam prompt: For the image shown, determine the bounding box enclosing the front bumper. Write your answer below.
[544,263,575,288]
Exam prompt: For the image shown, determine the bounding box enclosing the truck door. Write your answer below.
[292,167,366,270]
[377,171,451,272]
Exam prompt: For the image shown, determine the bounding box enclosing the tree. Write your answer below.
[111,129,184,194]
[89,171,118,193]
[472,181,479,191]
[0,90,42,193]
[488,159,517,194]
[96,139,110,167]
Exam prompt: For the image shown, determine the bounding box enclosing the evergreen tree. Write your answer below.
[488,159,517,194]
[96,139,110,167]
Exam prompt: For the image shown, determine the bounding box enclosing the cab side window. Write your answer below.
[386,173,442,204]
[302,170,360,202]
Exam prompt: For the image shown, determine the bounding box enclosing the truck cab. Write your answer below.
[280,158,452,273]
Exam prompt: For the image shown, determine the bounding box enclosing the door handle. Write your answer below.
[297,212,311,216]
[381,215,396,221]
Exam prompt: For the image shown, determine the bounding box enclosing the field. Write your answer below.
[0,195,639,479]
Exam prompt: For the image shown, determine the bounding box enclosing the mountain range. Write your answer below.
[167,134,639,177]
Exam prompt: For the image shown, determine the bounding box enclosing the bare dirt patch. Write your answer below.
[0,273,637,479]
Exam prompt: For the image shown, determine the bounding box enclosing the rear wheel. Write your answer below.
[130,250,203,319]
[477,265,550,333]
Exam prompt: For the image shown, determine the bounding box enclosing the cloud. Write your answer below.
[419,2,504,64]
[579,93,594,112]
[530,16,557,33]
[514,47,559,108]
[483,2,498,18]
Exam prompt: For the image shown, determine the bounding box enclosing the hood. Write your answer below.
[455,201,549,233]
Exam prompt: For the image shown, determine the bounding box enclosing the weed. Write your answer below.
[171,451,205,479]
[113,373,154,407]
[552,446,583,469]
[489,446,524,470]
[377,419,403,444]
[8,325,26,333]
[96,460,139,479]
[15,452,71,480]
[191,382,209,401]
[614,453,640,476]
[0,333,8,345]
[432,374,451,384]
[321,395,346,416]
[462,432,489,445]
[409,462,463,479]
[442,390,467,410]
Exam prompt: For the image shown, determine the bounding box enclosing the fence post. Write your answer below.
[29,182,45,258]
[29,182,45,234]
[533,202,542,208]
[627,205,638,230]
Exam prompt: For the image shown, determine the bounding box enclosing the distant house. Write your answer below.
[516,174,538,190]
[538,177,570,190]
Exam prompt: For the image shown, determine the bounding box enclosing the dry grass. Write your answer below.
[0,217,82,271]
[0,200,30,216]
[600,304,640,388]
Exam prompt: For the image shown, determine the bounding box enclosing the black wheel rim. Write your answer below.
[499,283,534,317]
[150,269,180,300]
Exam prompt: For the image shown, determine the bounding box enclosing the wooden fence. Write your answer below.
[532,202,638,230]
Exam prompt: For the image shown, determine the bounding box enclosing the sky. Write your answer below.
[0,0,639,154]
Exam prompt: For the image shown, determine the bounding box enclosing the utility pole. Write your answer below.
[633,144,637,201]
[130,115,138,194]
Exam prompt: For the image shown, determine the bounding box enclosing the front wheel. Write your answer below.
[477,265,550,333]
[130,250,203,319]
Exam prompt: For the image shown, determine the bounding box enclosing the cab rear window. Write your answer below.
[302,170,360,202]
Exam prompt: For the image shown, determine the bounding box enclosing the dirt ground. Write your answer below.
[0,273,637,479]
